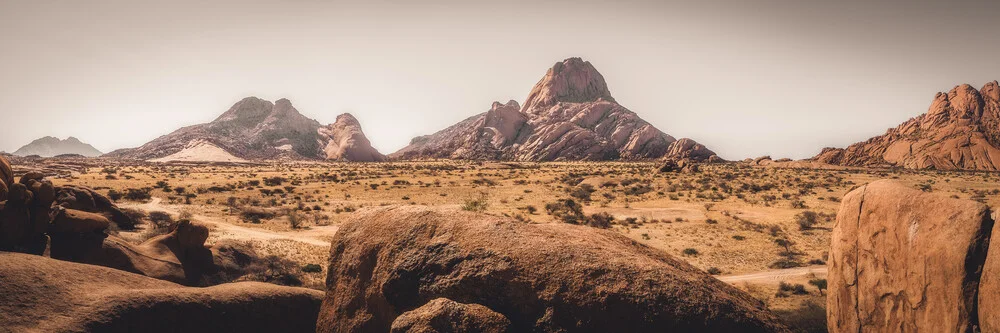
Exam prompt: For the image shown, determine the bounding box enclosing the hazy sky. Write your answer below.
[2,0,999,159]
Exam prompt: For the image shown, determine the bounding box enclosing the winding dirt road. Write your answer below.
[123,198,336,247]
[716,266,828,284]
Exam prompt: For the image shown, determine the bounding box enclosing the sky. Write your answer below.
[1,0,999,160]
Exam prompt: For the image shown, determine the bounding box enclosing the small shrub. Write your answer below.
[682,248,699,256]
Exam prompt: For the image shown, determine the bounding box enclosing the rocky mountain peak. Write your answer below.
[13,136,103,157]
[212,96,274,124]
[521,57,615,114]
[815,80,1000,170]
[318,113,386,162]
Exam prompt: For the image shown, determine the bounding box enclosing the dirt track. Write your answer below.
[716,266,828,284]
[123,198,336,247]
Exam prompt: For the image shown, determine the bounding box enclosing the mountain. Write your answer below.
[391,57,717,161]
[813,81,1000,170]
[13,137,102,157]
[318,113,387,162]
[107,98,384,162]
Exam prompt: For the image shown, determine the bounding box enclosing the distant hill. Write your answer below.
[13,137,102,157]
[105,98,384,162]
[814,81,1000,170]
[390,57,718,161]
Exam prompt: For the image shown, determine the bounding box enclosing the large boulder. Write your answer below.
[828,180,993,332]
[0,252,322,332]
[55,185,136,229]
[77,220,217,286]
[390,298,511,333]
[318,206,788,333]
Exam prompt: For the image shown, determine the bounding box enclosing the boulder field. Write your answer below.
[828,180,1000,332]
[317,205,789,333]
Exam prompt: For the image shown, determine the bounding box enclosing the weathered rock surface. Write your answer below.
[390,298,511,333]
[318,113,387,162]
[815,81,1000,170]
[318,205,788,333]
[391,58,717,161]
[982,219,1000,333]
[107,97,382,162]
[12,136,102,158]
[828,180,993,332]
[0,252,322,333]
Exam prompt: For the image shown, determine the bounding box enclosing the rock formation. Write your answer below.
[318,205,788,332]
[0,252,322,333]
[318,113,387,162]
[391,58,719,161]
[814,81,1000,170]
[828,180,993,332]
[13,136,102,157]
[106,98,384,162]
[390,298,511,333]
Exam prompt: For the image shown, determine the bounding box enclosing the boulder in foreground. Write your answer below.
[828,180,992,332]
[318,205,788,333]
[0,252,322,333]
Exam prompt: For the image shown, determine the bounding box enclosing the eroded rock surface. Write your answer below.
[815,81,1000,170]
[391,58,717,161]
[318,205,788,333]
[828,180,993,332]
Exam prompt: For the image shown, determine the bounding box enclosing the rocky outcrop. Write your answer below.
[981,221,1000,332]
[13,136,102,157]
[0,252,322,333]
[390,298,511,333]
[318,113,387,162]
[828,180,993,332]
[814,81,1000,170]
[318,205,788,333]
[108,97,384,162]
[391,58,717,161]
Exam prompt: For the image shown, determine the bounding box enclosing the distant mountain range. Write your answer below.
[814,81,1000,171]
[13,137,102,157]
[391,57,719,162]
[105,98,385,162]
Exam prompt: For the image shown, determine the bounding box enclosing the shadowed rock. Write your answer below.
[318,205,788,333]
[390,298,511,333]
[0,252,322,333]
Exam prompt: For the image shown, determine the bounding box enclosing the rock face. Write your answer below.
[391,58,718,161]
[106,98,383,162]
[13,136,102,157]
[981,221,1000,333]
[318,206,788,333]
[828,180,993,332]
[814,81,1000,170]
[0,252,322,333]
[390,298,511,333]
[318,113,387,162]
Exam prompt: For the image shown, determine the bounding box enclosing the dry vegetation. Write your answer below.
[48,160,1000,331]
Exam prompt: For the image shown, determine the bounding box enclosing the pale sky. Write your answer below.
[2,0,999,159]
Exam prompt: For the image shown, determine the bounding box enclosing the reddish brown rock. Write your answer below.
[391,58,714,161]
[318,206,788,333]
[979,216,1000,332]
[814,81,1000,170]
[828,180,992,332]
[0,154,13,199]
[318,113,387,162]
[390,298,511,333]
[0,252,322,333]
[55,185,136,229]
